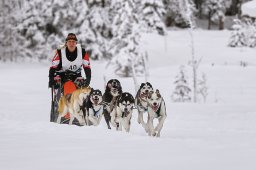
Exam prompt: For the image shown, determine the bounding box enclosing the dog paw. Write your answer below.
[152,132,157,137]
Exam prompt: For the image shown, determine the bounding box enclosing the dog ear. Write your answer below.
[147,82,153,88]
[148,91,153,99]
[140,83,145,89]
[89,88,94,95]
[98,89,102,96]
[156,89,161,98]
[107,82,112,89]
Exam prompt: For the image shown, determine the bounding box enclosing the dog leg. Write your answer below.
[110,110,117,128]
[103,109,111,129]
[154,115,166,137]
[69,115,74,125]
[56,114,62,124]
[57,106,68,124]
[117,122,122,131]
[88,116,97,126]
[75,111,86,126]
[123,119,131,132]
[141,114,149,133]
[85,113,89,126]
[137,111,143,124]
[147,116,155,136]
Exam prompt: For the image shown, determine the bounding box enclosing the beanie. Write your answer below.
[65,33,78,41]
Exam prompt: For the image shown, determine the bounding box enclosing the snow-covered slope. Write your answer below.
[0,30,255,170]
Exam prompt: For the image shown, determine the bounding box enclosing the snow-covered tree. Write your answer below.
[246,20,256,48]
[202,0,226,30]
[163,0,196,28]
[197,72,208,102]
[229,18,256,48]
[83,0,112,60]
[15,0,90,60]
[0,0,23,61]
[140,0,166,35]
[107,0,146,77]
[172,65,192,102]
[228,19,247,47]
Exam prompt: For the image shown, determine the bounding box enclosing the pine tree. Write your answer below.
[228,19,247,47]
[163,0,196,28]
[202,0,226,30]
[0,0,23,61]
[108,0,145,77]
[197,73,208,102]
[140,0,166,35]
[84,0,112,59]
[246,20,256,48]
[172,66,192,102]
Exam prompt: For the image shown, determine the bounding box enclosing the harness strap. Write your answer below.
[92,107,102,117]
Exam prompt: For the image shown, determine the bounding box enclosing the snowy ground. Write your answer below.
[0,30,256,170]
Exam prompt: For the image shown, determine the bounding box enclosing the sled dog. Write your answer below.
[146,89,167,137]
[135,82,153,131]
[85,89,104,126]
[110,92,135,132]
[102,79,122,129]
[57,86,91,125]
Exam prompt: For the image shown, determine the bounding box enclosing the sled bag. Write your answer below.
[63,80,77,96]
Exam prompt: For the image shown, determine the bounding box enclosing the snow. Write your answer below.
[241,0,256,18]
[0,30,256,170]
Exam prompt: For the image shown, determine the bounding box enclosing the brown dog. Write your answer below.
[57,86,91,125]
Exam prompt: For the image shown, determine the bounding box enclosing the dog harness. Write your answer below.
[92,106,103,118]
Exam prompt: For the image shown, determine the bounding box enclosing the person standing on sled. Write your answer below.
[48,33,91,123]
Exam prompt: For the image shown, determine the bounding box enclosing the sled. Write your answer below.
[50,70,85,126]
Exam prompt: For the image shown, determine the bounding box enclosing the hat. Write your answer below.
[65,33,78,41]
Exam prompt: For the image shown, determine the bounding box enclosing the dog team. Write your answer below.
[57,79,167,137]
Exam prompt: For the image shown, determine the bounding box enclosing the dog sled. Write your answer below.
[50,70,87,126]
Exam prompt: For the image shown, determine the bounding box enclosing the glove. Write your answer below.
[84,80,90,87]
[48,79,54,88]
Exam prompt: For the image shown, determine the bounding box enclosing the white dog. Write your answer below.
[110,92,135,132]
[57,86,91,125]
[146,89,167,137]
[135,82,153,132]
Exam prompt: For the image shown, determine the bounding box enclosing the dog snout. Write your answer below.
[112,81,118,88]
[124,108,128,112]
[153,102,158,106]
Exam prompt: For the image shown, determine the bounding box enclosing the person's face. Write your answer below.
[66,40,77,52]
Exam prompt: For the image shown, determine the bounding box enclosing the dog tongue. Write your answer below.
[93,99,99,105]
[152,105,159,112]
[140,93,147,98]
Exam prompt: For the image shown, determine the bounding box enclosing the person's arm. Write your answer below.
[82,50,91,86]
[48,50,61,88]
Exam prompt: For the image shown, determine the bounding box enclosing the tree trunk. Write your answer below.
[219,16,224,30]
[208,12,212,30]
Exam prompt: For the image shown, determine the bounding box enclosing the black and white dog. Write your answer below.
[110,92,135,132]
[146,89,167,137]
[135,82,154,131]
[102,79,122,129]
[84,89,104,126]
